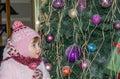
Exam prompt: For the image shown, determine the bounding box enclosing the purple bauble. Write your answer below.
[77,0,87,10]
[113,20,120,30]
[53,0,64,8]
[79,59,90,70]
[45,34,54,43]
[92,14,101,25]
[65,44,82,62]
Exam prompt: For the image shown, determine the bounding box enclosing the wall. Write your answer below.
[1,0,33,27]
[1,0,33,45]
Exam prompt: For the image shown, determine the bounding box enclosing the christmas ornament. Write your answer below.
[91,14,101,25]
[45,34,54,43]
[112,42,120,49]
[45,63,52,72]
[87,43,96,52]
[62,66,72,76]
[68,9,78,19]
[77,0,87,10]
[99,0,113,8]
[52,0,64,8]
[112,42,120,54]
[65,44,82,62]
[113,20,120,30]
[79,59,90,70]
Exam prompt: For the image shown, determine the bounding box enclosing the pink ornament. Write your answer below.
[53,0,64,8]
[45,34,54,43]
[99,0,113,8]
[79,59,90,70]
[45,63,52,72]
[77,0,86,10]
[113,20,120,30]
[91,14,101,25]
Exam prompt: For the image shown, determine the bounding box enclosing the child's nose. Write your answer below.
[36,46,40,52]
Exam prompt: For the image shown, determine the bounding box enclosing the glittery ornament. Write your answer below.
[88,43,96,52]
[68,9,78,19]
[52,0,64,9]
[45,34,54,43]
[65,44,82,63]
[45,63,52,72]
[99,0,113,8]
[91,14,101,25]
[77,0,87,10]
[62,66,72,76]
[113,20,120,30]
[79,59,90,70]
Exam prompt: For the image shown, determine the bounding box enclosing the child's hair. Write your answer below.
[32,37,40,43]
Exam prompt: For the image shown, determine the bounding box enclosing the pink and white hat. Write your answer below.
[10,20,40,57]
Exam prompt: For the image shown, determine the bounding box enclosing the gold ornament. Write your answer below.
[68,9,78,19]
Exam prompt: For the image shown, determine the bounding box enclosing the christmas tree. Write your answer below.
[38,0,120,79]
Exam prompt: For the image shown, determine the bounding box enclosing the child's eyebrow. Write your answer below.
[32,40,41,44]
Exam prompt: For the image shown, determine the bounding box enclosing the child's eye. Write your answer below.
[32,44,36,47]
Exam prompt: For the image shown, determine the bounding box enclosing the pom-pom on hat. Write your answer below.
[10,20,40,57]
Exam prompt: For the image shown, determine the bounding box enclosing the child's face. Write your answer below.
[28,37,41,58]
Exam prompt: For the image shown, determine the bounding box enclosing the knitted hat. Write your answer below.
[10,20,40,57]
